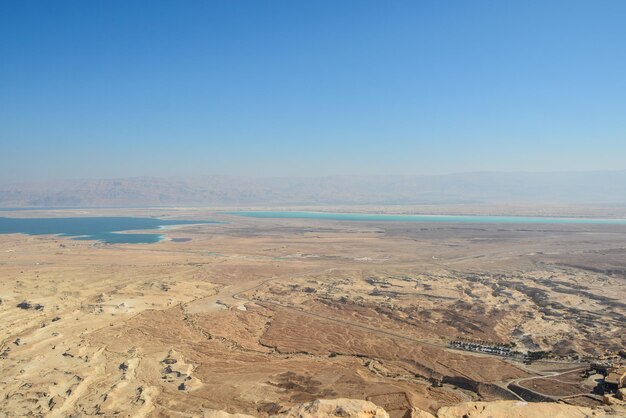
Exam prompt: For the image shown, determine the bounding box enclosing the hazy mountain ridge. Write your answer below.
[1,171,626,208]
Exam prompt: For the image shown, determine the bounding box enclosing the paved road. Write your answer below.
[505,367,591,401]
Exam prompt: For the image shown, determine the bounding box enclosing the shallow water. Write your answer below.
[229,211,626,225]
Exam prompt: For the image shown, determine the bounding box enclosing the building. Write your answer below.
[604,366,626,394]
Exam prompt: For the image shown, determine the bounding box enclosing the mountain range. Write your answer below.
[1,171,625,208]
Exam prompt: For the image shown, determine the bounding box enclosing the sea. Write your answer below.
[0,217,217,244]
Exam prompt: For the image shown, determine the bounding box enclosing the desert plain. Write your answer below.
[0,207,625,417]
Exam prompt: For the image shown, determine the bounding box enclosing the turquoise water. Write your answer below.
[229,211,626,225]
[0,217,217,244]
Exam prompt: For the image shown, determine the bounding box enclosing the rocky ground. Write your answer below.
[0,208,625,417]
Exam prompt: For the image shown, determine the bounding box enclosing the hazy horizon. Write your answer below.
[2,1,626,183]
[3,170,626,208]
[3,168,626,188]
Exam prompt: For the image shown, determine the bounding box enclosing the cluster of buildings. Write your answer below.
[603,366,626,394]
[588,362,626,394]
[449,338,513,357]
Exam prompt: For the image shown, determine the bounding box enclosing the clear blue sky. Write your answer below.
[1,1,625,183]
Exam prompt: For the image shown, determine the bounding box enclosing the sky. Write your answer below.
[1,0,625,184]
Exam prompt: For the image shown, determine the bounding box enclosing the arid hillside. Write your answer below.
[0,208,625,417]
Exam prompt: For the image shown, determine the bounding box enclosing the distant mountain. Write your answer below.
[1,171,626,208]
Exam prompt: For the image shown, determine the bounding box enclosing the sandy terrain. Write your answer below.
[0,208,625,417]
